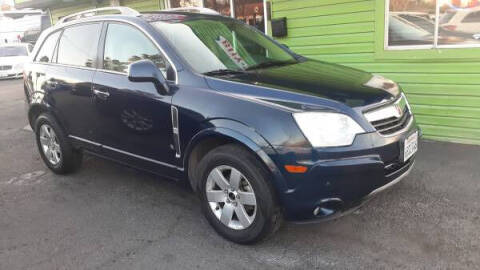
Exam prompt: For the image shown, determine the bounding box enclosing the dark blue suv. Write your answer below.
[24,7,419,244]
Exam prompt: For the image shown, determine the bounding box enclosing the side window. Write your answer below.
[462,12,480,23]
[103,23,171,79]
[57,23,101,67]
[34,31,61,63]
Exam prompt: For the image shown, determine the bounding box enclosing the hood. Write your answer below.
[204,59,394,111]
[0,56,29,66]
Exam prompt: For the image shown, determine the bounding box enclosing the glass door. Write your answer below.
[233,0,265,32]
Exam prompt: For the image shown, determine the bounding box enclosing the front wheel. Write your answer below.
[197,144,282,244]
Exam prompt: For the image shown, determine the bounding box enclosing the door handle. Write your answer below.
[93,89,110,100]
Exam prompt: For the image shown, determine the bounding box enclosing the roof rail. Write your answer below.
[56,7,140,25]
[162,7,220,15]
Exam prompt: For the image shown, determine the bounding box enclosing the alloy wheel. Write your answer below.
[39,124,62,165]
[205,165,257,230]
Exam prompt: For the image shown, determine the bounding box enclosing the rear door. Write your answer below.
[91,22,177,171]
[47,23,102,149]
[25,30,61,105]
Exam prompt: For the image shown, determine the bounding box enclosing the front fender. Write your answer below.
[183,119,289,203]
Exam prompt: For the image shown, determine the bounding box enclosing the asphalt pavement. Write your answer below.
[1,79,479,269]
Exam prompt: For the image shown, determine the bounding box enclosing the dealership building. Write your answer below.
[15,0,480,145]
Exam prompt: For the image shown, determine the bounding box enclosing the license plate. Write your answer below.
[404,131,418,162]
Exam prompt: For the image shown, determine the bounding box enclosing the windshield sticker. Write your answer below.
[215,36,248,69]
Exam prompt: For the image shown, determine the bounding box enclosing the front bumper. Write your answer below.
[274,120,420,222]
[0,70,22,79]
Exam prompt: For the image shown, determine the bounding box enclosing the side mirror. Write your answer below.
[128,59,169,95]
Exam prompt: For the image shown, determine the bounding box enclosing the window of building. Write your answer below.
[34,31,61,63]
[386,0,480,49]
[103,23,171,79]
[57,23,101,67]
[165,0,266,33]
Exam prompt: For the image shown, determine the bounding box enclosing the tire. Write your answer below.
[34,113,82,174]
[197,144,282,244]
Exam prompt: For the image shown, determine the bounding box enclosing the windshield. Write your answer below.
[0,46,28,57]
[440,11,456,24]
[389,16,432,46]
[150,17,297,74]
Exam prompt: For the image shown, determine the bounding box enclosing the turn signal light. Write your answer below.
[284,165,308,173]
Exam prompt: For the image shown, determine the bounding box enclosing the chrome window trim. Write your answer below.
[68,135,184,171]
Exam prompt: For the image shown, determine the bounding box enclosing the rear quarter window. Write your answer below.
[34,31,61,63]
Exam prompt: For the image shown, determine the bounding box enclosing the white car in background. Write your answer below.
[441,6,480,35]
[0,43,32,79]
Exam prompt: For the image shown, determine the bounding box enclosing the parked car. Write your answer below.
[0,43,32,79]
[389,14,475,46]
[440,6,480,35]
[24,7,419,244]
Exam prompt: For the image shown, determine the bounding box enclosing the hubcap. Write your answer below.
[39,124,61,165]
[206,165,257,230]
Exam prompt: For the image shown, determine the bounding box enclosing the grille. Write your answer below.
[364,95,412,136]
[371,107,411,135]
[0,65,12,71]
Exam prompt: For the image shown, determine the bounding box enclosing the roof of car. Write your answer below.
[53,7,225,27]
[140,11,231,23]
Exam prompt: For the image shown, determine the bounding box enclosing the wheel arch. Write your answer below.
[28,104,49,131]
[183,120,288,204]
[28,104,65,134]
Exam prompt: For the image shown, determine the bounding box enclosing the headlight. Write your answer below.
[293,112,365,147]
[364,75,400,97]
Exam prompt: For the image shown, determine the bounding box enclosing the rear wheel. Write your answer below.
[197,144,282,244]
[34,113,82,174]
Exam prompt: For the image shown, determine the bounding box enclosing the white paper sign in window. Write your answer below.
[216,36,248,69]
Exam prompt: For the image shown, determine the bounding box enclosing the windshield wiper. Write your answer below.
[245,60,296,71]
[203,69,245,76]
